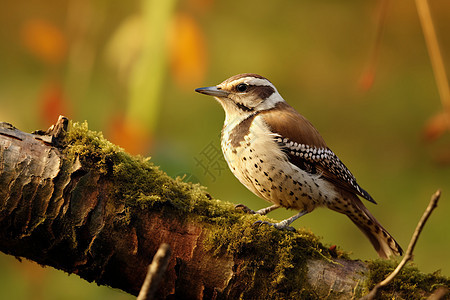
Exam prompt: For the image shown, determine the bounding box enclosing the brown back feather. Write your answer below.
[261,102,327,148]
[262,102,373,201]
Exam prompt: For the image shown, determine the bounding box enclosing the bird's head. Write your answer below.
[195,73,285,123]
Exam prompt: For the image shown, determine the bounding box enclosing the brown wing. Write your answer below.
[261,102,376,204]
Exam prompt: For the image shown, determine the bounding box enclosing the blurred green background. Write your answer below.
[1,0,449,298]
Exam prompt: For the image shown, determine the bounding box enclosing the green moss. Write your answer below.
[63,122,450,298]
[63,121,255,224]
[61,122,354,298]
[364,260,450,299]
[206,218,342,299]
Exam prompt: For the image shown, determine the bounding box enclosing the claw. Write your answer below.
[235,204,256,214]
[253,220,265,226]
[253,220,296,232]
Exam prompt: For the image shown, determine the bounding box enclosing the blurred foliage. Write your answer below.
[0,0,449,299]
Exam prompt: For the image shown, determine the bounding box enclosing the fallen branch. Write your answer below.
[0,117,448,299]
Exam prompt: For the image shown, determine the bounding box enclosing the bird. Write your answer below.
[195,73,403,259]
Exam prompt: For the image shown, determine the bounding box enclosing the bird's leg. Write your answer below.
[235,204,280,215]
[255,204,280,215]
[254,210,309,232]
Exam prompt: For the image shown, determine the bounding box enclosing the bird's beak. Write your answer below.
[195,86,229,97]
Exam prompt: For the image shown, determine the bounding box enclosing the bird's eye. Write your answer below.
[236,83,248,93]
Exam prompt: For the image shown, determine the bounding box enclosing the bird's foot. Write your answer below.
[235,204,256,214]
[253,220,296,232]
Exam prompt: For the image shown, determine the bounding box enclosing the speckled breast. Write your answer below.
[221,115,335,212]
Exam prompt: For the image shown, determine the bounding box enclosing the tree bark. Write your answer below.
[0,116,448,299]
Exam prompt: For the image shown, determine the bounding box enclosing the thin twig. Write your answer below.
[137,243,172,300]
[362,190,441,300]
[415,0,450,126]
[359,0,388,91]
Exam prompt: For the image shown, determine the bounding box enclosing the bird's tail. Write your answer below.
[333,193,403,259]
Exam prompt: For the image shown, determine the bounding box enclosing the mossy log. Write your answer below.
[0,116,448,299]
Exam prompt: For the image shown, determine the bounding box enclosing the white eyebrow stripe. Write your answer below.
[230,77,274,88]
[247,78,274,87]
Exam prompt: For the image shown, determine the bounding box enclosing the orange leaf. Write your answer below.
[107,115,153,155]
[21,19,67,64]
[168,13,208,89]
[39,81,71,126]
[359,70,375,92]
[422,111,450,141]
